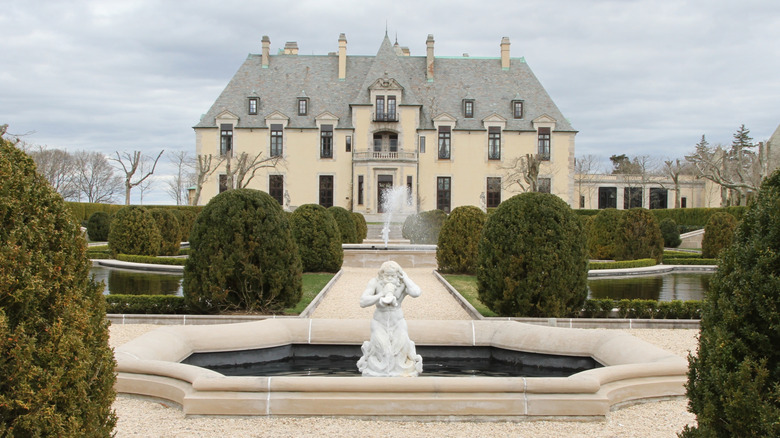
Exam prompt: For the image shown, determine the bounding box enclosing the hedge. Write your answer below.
[663,258,717,265]
[663,250,703,259]
[650,206,745,228]
[115,254,187,266]
[581,299,702,319]
[105,295,189,314]
[588,258,657,270]
[65,202,203,223]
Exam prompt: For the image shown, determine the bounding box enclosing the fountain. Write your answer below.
[379,185,410,247]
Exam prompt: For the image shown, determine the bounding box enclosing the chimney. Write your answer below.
[262,35,270,68]
[501,37,510,70]
[426,34,435,81]
[338,33,347,81]
[284,41,298,55]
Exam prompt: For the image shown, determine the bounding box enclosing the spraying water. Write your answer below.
[380,186,410,246]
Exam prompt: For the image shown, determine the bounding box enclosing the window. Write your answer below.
[220,124,233,156]
[269,175,283,205]
[387,96,396,120]
[624,187,643,209]
[320,125,333,158]
[598,187,617,209]
[681,196,687,208]
[538,127,550,161]
[580,195,585,209]
[538,177,551,194]
[437,177,451,213]
[248,98,258,115]
[345,135,352,152]
[297,98,308,116]
[463,100,474,118]
[319,175,333,208]
[358,175,364,205]
[438,126,451,159]
[419,136,426,154]
[487,177,501,208]
[650,188,668,209]
[512,100,523,119]
[488,127,501,160]
[376,96,384,119]
[270,124,283,157]
[406,176,413,205]
[219,174,228,193]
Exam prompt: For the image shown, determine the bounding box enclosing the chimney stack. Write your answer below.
[262,35,270,68]
[338,33,347,81]
[501,37,510,70]
[284,41,299,55]
[426,34,435,81]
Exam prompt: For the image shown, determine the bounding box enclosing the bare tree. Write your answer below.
[501,153,543,193]
[166,150,195,205]
[110,150,164,205]
[226,151,282,190]
[661,158,693,208]
[191,154,225,206]
[73,150,122,203]
[27,145,78,200]
[574,154,601,208]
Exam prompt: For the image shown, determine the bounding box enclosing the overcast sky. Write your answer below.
[2,0,778,204]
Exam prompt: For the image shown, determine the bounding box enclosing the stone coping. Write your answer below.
[93,259,184,273]
[587,264,715,278]
[115,318,687,418]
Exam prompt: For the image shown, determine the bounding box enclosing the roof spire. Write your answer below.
[385,20,388,37]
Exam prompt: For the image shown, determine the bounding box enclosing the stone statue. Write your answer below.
[357,261,423,377]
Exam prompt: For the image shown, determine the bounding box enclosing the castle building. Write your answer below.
[193,33,577,216]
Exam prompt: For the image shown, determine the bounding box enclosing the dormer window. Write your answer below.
[248,98,258,115]
[463,99,475,118]
[512,100,523,119]
[220,124,233,156]
[297,98,309,116]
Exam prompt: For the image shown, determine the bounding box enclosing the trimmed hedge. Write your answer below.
[587,208,622,259]
[105,295,189,314]
[149,209,182,256]
[663,258,717,265]
[290,204,343,273]
[108,206,162,257]
[701,212,737,258]
[436,206,486,274]
[663,250,702,259]
[87,245,112,259]
[402,209,448,244]
[650,206,745,228]
[582,299,702,319]
[87,211,111,241]
[115,254,187,266]
[588,258,657,270]
[327,206,358,244]
[616,208,664,263]
[352,212,368,243]
[659,217,681,248]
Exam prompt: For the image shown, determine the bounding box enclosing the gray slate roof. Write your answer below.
[194,35,575,132]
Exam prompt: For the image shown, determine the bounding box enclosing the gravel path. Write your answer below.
[109,267,700,437]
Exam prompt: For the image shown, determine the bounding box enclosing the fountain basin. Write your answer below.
[115,318,687,419]
[342,244,437,268]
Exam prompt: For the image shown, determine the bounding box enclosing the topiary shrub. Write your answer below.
[290,204,343,273]
[1,134,116,436]
[86,211,111,242]
[171,208,198,243]
[352,211,368,243]
[701,211,737,258]
[615,208,663,263]
[149,209,182,256]
[477,193,588,317]
[587,208,623,260]
[659,217,681,248]
[183,189,302,313]
[436,205,486,274]
[682,170,780,437]
[403,210,448,244]
[327,206,358,244]
[402,213,421,241]
[108,206,162,257]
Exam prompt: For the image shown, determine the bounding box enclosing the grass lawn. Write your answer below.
[440,274,497,317]
[285,272,336,314]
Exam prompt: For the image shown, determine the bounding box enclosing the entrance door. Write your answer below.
[377,175,393,213]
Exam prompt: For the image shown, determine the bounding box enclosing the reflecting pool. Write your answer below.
[90,266,183,296]
[587,272,711,301]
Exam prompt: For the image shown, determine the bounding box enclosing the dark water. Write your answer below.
[587,272,711,301]
[90,266,183,296]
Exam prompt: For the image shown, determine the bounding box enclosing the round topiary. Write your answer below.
[1,135,116,435]
[659,217,681,248]
[682,170,780,437]
[87,211,111,242]
[615,208,663,262]
[352,211,368,243]
[183,189,302,313]
[327,206,358,244]
[402,213,421,241]
[171,208,198,243]
[290,204,343,273]
[402,210,448,244]
[477,193,588,317]
[149,209,182,256]
[107,206,162,257]
[701,212,737,258]
[436,205,486,274]
[587,208,623,260]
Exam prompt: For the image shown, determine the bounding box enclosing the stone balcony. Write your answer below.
[352,150,417,162]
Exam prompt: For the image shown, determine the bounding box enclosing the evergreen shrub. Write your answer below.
[183,189,302,313]
[290,204,343,273]
[683,170,780,437]
[171,208,198,242]
[115,254,187,266]
[87,211,111,241]
[149,209,181,256]
[701,212,737,258]
[403,209,448,244]
[1,135,116,436]
[108,206,162,257]
[436,205,486,274]
[327,206,358,244]
[616,208,664,262]
[587,208,623,259]
[352,211,368,242]
[477,193,588,317]
[659,217,682,248]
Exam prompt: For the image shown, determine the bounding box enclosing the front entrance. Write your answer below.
[377,175,393,213]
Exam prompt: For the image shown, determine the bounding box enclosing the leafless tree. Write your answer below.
[191,154,225,206]
[574,154,601,208]
[73,150,122,203]
[27,145,78,200]
[225,151,282,190]
[501,153,543,193]
[110,150,164,205]
[166,150,195,205]
[661,158,693,208]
